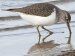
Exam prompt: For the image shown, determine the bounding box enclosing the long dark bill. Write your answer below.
[67,21,72,44]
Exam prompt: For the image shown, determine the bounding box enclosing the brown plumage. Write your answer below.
[7,3,60,17]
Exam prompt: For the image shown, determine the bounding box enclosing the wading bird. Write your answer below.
[4,3,72,44]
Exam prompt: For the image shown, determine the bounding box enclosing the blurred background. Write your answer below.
[0,0,75,56]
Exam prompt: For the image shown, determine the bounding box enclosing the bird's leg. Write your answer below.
[41,26,53,42]
[36,26,41,44]
[66,21,72,44]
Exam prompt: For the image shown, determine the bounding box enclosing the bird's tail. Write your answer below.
[6,9,14,11]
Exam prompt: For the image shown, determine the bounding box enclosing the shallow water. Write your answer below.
[0,0,75,56]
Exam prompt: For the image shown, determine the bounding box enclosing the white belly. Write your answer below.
[17,10,56,26]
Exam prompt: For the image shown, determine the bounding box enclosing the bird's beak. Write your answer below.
[66,19,72,44]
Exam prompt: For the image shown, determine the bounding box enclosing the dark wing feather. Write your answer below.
[7,3,59,17]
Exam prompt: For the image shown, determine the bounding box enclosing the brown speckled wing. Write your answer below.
[7,3,59,17]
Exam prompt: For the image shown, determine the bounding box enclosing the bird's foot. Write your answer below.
[42,31,53,43]
[50,31,53,35]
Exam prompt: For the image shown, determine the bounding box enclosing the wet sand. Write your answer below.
[28,40,59,54]
[27,41,75,56]
[58,50,75,56]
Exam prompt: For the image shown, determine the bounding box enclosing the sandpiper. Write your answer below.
[4,3,71,44]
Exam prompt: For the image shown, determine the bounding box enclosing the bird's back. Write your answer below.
[7,3,60,17]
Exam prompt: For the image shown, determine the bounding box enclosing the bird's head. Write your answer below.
[65,11,71,23]
[61,10,71,23]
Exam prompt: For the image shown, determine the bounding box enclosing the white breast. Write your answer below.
[17,8,56,26]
